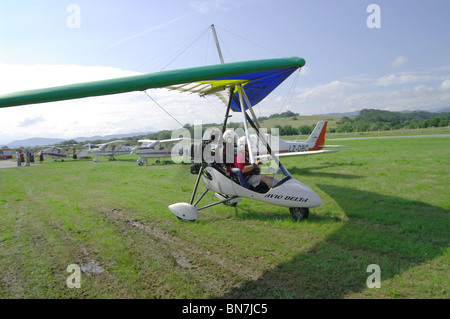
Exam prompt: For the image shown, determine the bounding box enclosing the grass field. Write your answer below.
[0,134,448,299]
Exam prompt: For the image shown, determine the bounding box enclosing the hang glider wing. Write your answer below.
[0,57,305,111]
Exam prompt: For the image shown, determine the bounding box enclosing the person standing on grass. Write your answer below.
[25,149,31,166]
[16,150,22,167]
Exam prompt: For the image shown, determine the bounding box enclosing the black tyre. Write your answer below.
[289,207,309,221]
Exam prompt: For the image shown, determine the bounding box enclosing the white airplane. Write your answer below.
[134,138,190,165]
[0,55,327,222]
[39,145,84,161]
[39,146,70,161]
[88,140,134,162]
[222,120,343,160]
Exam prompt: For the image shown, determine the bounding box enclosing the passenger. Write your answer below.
[234,140,276,190]
[219,141,233,172]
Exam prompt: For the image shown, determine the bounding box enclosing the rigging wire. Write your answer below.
[215,29,234,62]
[143,91,184,127]
[133,26,211,72]
[204,30,211,65]
[215,25,284,58]
[202,96,226,123]
[134,25,302,130]
[278,68,301,114]
[160,27,210,71]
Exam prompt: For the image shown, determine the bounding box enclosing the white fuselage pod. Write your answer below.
[200,166,321,208]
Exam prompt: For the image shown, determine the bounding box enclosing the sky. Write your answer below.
[0,0,449,145]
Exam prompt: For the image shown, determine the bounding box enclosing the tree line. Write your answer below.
[57,109,449,146]
[334,109,450,133]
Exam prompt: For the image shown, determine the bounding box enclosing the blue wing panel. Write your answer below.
[209,66,298,112]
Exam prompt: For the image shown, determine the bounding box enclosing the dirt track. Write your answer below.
[0,160,38,169]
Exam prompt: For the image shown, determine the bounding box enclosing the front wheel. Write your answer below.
[289,207,309,221]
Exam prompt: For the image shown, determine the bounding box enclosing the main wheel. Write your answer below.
[177,216,196,222]
[289,207,309,221]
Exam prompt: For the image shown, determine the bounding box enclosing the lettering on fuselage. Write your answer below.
[264,194,309,203]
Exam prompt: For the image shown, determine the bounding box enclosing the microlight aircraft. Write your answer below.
[0,56,323,221]
[88,140,134,162]
[39,146,69,161]
[224,120,343,160]
[39,145,83,161]
[134,138,190,165]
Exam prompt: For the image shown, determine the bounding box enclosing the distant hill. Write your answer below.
[312,111,361,117]
[333,108,450,132]
[5,108,449,148]
[72,131,151,143]
[6,131,152,148]
[8,137,65,149]
[312,107,450,117]
[437,107,450,113]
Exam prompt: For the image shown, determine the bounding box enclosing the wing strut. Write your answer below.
[236,84,280,166]
[221,87,234,133]
[237,85,255,164]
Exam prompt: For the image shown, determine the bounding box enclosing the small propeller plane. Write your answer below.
[38,146,70,161]
[0,56,326,221]
[222,120,343,160]
[88,140,134,162]
[134,137,191,165]
[38,145,85,161]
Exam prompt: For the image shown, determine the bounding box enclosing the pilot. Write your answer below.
[234,137,275,190]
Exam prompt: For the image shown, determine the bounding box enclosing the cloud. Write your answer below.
[440,79,450,91]
[282,70,450,116]
[390,55,409,68]
[376,74,422,86]
[375,72,447,87]
[0,63,141,94]
[295,81,359,99]
[0,63,227,144]
[19,115,45,127]
[189,0,241,14]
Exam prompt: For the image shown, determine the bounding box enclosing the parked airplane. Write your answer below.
[134,138,190,165]
[88,140,134,162]
[38,145,83,161]
[39,146,69,161]
[222,121,343,160]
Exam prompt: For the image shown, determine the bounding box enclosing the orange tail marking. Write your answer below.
[309,121,327,151]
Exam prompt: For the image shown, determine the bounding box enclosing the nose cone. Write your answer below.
[276,178,322,207]
[168,203,199,221]
[305,187,322,207]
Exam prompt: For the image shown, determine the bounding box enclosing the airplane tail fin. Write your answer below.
[307,121,327,151]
